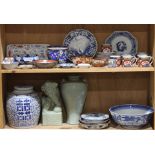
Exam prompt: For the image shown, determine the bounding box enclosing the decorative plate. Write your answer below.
[105,31,138,55]
[7,44,50,60]
[63,29,97,58]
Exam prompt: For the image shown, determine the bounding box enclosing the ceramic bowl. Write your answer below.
[71,56,93,65]
[92,58,107,67]
[109,104,154,129]
[2,62,19,69]
[34,60,57,68]
[47,46,68,64]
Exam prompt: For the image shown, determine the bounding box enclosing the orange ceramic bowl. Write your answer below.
[34,60,57,68]
[71,56,93,65]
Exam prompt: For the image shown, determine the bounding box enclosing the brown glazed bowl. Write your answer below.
[34,60,57,68]
[92,58,107,67]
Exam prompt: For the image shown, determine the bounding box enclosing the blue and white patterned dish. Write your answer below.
[105,31,138,56]
[7,44,50,60]
[63,29,97,58]
[80,113,109,124]
[109,104,154,129]
[58,63,75,68]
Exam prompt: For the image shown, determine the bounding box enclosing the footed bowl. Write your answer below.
[109,104,154,129]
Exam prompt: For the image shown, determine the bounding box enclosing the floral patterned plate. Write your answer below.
[105,31,138,56]
[63,29,97,58]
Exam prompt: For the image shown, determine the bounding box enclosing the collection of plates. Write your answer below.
[6,30,138,60]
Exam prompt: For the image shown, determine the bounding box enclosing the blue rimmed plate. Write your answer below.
[63,29,97,58]
[105,31,138,55]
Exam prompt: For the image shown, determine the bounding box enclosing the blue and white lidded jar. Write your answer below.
[6,86,41,128]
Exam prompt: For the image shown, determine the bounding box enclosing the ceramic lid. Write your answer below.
[14,86,34,91]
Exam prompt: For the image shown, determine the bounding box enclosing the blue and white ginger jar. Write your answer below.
[6,86,41,128]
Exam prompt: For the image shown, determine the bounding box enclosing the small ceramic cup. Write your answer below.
[137,54,153,67]
[122,54,137,67]
[108,55,121,67]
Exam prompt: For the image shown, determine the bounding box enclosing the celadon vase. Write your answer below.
[61,75,87,124]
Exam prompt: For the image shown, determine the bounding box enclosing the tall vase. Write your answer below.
[61,75,87,124]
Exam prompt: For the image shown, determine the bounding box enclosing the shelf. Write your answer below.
[4,123,153,130]
[0,67,154,74]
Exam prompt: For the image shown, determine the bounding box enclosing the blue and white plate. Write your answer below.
[63,29,97,58]
[105,31,138,55]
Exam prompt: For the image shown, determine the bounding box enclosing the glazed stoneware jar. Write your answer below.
[6,86,41,128]
[61,75,87,124]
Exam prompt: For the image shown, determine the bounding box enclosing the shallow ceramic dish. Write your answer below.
[77,63,91,68]
[105,31,137,55]
[63,29,97,58]
[2,62,19,70]
[72,56,93,65]
[109,104,154,129]
[34,60,57,68]
[58,63,75,68]
[80,113,109,123]
[79,120,110,129]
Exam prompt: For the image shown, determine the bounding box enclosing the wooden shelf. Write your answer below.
[0,67,154,74]
[4,123,153,130]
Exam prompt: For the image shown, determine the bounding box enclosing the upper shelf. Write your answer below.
[0,67,154,74]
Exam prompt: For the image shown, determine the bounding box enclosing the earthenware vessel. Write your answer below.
[6,86,41,128]
[61,75,87,124]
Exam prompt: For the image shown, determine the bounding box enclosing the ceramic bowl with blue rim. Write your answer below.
[47,46,69,64]
[109,104,154,129]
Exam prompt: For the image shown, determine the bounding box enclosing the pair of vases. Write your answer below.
[6,76,87,128]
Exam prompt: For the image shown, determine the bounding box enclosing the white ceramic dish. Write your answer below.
[2,62,19,70]
[77,63,91,68]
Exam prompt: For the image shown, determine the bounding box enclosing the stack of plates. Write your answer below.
[79,113,110,129]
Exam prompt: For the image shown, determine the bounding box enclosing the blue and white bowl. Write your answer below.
[109,104,154,129]
[47,46,68,64]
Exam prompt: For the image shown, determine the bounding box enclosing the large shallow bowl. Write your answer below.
[2,62,19,69]
[109,104,154,129]
[34,60,57,68]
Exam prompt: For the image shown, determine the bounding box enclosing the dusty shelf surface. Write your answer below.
[0,67,154,74]
[4,123,153,130]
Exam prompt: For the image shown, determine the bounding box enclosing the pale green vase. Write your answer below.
[61,75,87,125]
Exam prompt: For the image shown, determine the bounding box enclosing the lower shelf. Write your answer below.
[4,123,153,130]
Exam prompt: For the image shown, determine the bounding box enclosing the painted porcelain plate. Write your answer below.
[105,31,138,55]
[63,29,97,58]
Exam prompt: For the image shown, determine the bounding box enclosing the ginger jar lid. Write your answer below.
[13,86,34,95]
